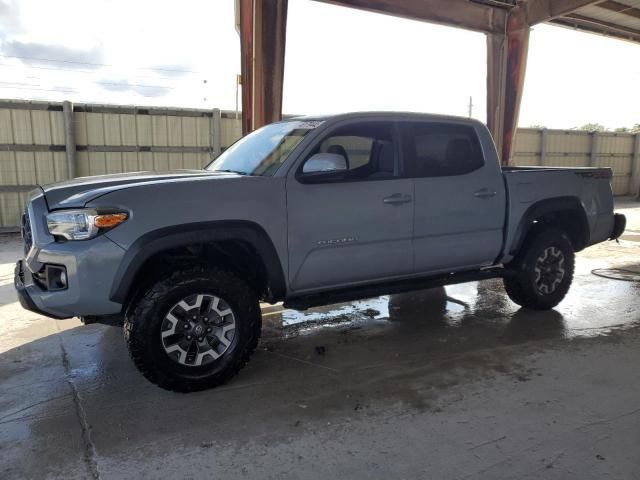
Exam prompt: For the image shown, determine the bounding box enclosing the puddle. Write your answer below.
[69,364,100,380]
[262,271,640,344]
[280,296,390,327]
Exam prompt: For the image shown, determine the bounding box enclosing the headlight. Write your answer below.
[46,209,128,240]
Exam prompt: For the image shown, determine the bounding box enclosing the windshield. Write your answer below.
[206,120,323,176]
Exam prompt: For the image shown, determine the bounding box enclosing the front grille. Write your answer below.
[21,209,33,255]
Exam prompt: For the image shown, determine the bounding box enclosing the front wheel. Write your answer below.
[503,228,575,310]
[124,265,261,392]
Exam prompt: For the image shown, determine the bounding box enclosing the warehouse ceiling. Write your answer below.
[316,0,640,43]
[551,0,640,43]
[238,0,639,164]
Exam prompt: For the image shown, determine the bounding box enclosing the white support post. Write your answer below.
[62,101,76,179]
[212,108,222,159]
[540,128,548,166]
[631,133,640,198]
[590,132,599,167]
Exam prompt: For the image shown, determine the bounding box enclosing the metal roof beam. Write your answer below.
[597,0,640,20]
[551,12,640,42]
[516,0,602,25]
[312,0,506,33]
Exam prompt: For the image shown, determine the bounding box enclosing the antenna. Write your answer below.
[468,96,473,118]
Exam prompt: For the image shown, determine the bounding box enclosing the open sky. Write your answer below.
[0,0,638,129]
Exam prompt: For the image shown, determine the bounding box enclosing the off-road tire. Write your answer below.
[124,265,261,392]
[503,228,575,310]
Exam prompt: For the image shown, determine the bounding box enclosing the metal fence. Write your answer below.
[1,99,639,229]
[512,128,640,197]
[0,100,242,230]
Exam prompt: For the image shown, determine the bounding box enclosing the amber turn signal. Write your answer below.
[94,212,128,228]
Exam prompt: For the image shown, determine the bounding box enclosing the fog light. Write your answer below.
[45,265,68,291]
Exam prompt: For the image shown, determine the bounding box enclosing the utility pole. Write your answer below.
[468,96,473,118]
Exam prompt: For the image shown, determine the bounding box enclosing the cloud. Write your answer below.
[1,41,106,68]
[0,0,23,37]
[149,63,196,78]
[97,78,170,98]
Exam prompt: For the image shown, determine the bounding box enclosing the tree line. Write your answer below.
[528,123,640,133]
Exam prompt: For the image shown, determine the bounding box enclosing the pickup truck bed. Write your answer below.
[502,166,616,263]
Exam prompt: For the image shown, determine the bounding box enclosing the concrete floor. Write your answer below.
[1,201,640,479]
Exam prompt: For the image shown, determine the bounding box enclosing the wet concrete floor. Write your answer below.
[1,200,639,479]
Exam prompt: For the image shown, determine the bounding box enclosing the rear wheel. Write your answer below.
[503,228,574,310]
[124,265,261,392]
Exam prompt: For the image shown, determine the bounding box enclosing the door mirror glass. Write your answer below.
[302,153,348,174]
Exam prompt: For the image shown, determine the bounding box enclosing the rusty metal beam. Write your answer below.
[487,11,530,165]
[487,33,507,160]
[313,0,506,33]
[239,0,288,134]
[253,0,288,130]
[516,0,601,25]
[239,0,254,135]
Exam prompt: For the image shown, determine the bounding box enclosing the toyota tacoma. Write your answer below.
[15,112,626,391]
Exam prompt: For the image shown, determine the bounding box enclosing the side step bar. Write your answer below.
[283,267,503,311]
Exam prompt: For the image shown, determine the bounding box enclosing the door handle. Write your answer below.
[473,188,497,199]
[383,193,412,205]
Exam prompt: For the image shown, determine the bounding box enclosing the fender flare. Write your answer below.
[109,220,286,304]
[510,196,590,255]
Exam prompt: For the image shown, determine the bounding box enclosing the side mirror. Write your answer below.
[302,153,348,174]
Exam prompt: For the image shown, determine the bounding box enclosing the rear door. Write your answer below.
[286,120,414,293]
[402,120,506,274]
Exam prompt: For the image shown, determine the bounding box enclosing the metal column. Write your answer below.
[239,0,254,136]
[239,0,288,134]
[486,12,530,165]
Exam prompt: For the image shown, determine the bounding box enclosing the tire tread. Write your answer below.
[503,228,575,310]
[123,265,260,392]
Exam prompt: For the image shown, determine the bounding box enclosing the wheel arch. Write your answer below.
[510,196,590,255]
[110,220,286,306]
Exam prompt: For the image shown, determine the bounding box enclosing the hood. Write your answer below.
[42,170,238,209]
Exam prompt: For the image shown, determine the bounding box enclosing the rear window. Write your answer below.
[403,122,484,177]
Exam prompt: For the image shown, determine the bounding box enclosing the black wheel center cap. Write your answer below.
[194,324,204,336]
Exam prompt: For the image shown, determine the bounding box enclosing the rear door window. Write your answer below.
[403,122,484,177]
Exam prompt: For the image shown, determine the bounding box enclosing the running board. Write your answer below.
[283,268,503,311]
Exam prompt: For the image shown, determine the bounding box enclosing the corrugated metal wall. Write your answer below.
[0,100,243,229]
[0,105,67,230]
[1,100,638,229]
[512,128,637,195]
[75,112,209,175]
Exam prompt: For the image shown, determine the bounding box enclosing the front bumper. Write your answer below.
[14,234,127,319]
[610,213,626,240]
[15,189,128,319]
[15,260,70,319]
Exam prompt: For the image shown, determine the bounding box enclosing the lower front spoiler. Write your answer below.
[14,260,71,320]
[610,213,626,240]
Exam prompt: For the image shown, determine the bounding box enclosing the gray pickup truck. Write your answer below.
[15,112,625,391]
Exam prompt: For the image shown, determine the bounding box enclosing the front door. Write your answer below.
[286,121,414,293]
